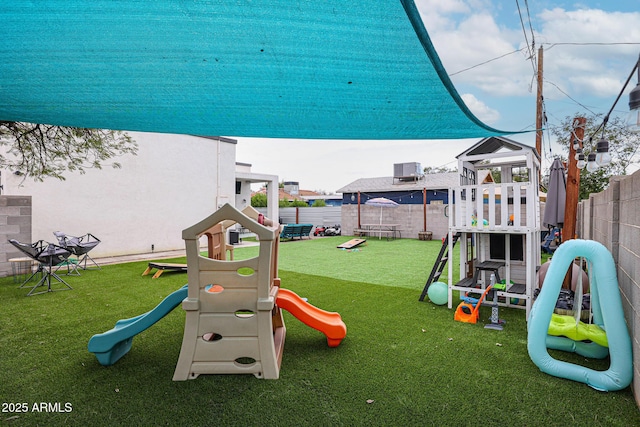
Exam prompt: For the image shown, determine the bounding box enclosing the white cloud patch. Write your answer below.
[460,93,501,124]
[536,8,640,99]
[415,1,640,104]
[416,2,534,98]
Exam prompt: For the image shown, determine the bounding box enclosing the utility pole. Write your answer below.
[535,46,544,185]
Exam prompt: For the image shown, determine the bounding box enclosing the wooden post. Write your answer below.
[563,117,585,242]
[535,46,544,185]
[422,188,427,232]
[357,191,361,229]
[562,117,585,289]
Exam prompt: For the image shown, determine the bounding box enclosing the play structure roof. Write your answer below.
[457,137,540,161]
[0,1,519,140]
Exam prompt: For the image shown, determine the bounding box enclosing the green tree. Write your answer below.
[311,199,326,207]
[423,165,456,174]
[251,193,268,207]
[576,167,611,201]
[278,198,307,207]
[0,122,137,181]
[551,114,640,198]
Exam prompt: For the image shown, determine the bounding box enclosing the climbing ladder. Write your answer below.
[419,232,461,301]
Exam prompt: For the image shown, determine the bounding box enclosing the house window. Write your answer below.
[235,181,242,195]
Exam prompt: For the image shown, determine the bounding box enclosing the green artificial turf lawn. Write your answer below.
[1,237,638,426]
[238,236,461,290]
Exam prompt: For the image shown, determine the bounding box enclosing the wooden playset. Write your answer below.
[420,137,542,318]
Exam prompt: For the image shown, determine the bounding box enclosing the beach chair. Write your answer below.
[8,239,73,296]
[53,231,101,270]
[541,228,560,254]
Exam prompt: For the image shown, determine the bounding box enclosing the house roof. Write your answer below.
[337,170,494,193]
[338,173,456,193]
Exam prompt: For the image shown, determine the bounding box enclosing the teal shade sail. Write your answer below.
[0,1,514,139]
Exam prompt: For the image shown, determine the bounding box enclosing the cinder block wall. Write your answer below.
[0,196,32,277]
[578,170,640,405]
[341,204,449,240]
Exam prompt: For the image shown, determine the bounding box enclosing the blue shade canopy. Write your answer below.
[0,1,514,139]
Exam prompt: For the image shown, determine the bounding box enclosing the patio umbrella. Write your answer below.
[364,197,399,238]
[543,158,566,229]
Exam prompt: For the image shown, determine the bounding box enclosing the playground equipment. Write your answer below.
[440,137,541,318]
[454,284,493,324]
[89,204,346,380]
[527,239,632,391]
[88,285,188,366]
[426,281,448,305]
[484,276,506,330]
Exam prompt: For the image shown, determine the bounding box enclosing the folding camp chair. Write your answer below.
[541,228,561,254]
[53,232,101,270]
[8,239,73,296]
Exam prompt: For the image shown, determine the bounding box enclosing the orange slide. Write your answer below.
[276,288,347,347]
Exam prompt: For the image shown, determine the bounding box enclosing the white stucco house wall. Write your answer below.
[1,132,278,258]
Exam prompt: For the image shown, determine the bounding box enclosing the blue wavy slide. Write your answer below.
[88,284,188,366]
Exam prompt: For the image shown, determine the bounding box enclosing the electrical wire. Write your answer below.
[448,48,527,77]
[587,59,640,140]
[523,0,536,46]
[544,42,640,51]
[543,79,599,115]
[516,0,537,74]
[447,42,640,78]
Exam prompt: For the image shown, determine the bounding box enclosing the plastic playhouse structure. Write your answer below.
[89,204,346,380]
[527,239,632,391]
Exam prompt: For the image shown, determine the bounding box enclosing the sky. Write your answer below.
[235,0,640,193]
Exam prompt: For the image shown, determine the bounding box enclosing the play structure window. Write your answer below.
[511,166,530,182]
[460,188,476,201]
[489,234,523,261]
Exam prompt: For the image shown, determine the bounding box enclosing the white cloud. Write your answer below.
[536,8,640,99]
[460,93,501,123]
[417,2,534,98]
[414,0,640,131]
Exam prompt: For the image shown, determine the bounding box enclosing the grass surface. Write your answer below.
[1,237,638,426]
[239,236,460,290]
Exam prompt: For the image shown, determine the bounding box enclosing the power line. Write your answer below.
[523,0,536,45]
[543,79,599,115]
[523,0,537,61]
[544,42,640,51]
[516,0,537,74]
[448,42,640,78]
[448,47,527,76]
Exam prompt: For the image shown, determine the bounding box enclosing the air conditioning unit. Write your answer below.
[393,162,423,181]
